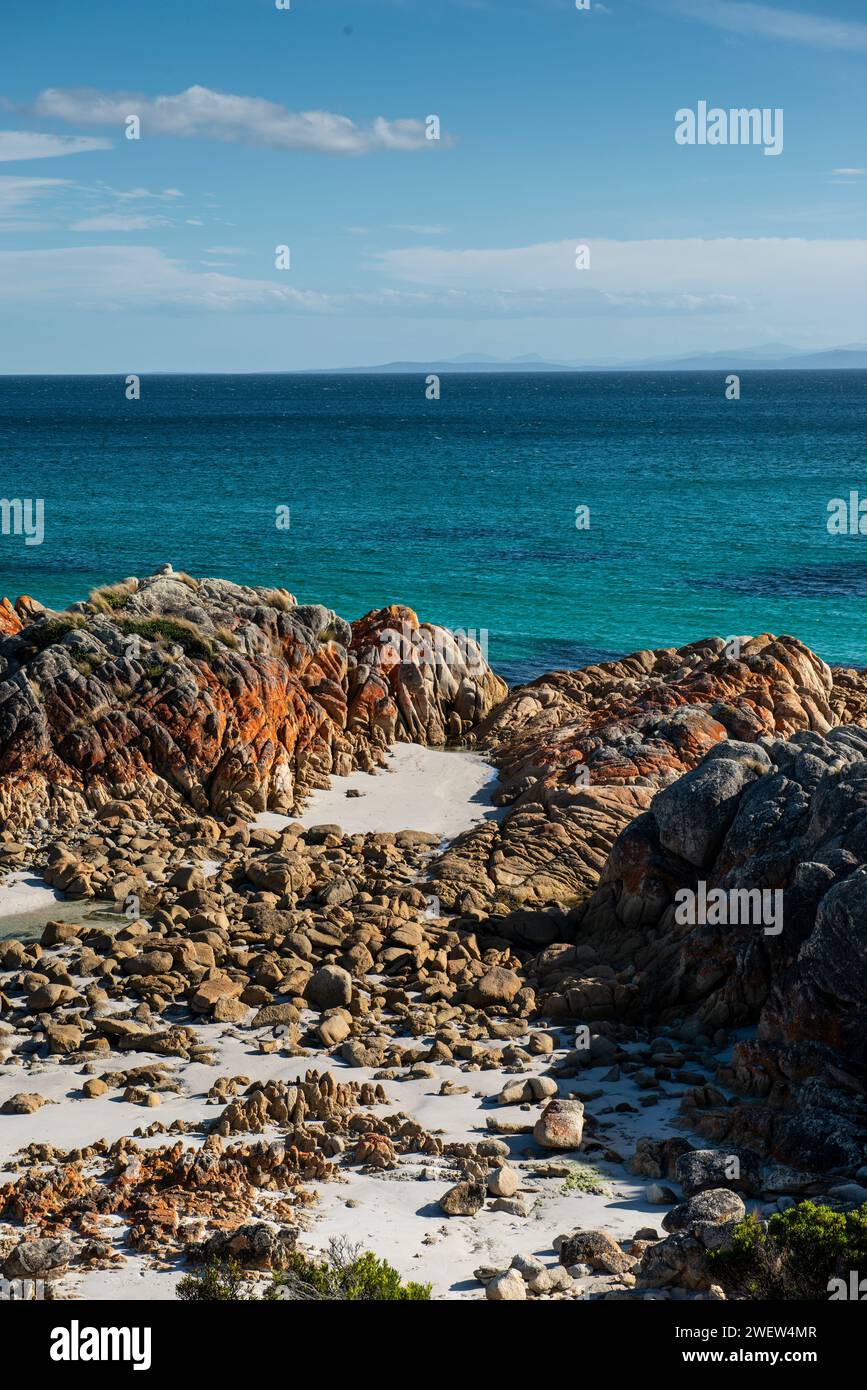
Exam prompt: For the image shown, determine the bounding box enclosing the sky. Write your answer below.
[1,0,866,371]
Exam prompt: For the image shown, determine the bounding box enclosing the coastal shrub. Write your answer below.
[172,571,200,592]
[268,1239,431,1302]
[176,1259,254,1302]
[214,625,240,649]
[707,1201,867,1300]
[117,616,214,661]
[19,614,87,654]
[175,1241,431,1302]
[261,587,293,613]
[88,579,136,614]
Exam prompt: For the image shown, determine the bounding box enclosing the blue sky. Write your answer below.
[1,0,866,370]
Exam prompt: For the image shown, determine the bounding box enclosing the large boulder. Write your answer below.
[662,1188,746,1236]
[306,964,353,1010]
[557,1228,633,1275]
[3,1238,74,1281]
[533,1098,585,1150]
[470,967,522,1007]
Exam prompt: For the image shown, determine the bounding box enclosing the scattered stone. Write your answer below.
[533,1098,585,1150]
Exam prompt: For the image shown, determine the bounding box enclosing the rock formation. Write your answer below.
[0,571,506,829]
[567,725,867,1171]
[430,634,835,914]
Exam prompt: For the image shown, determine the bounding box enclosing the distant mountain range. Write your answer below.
[322,344,867,373]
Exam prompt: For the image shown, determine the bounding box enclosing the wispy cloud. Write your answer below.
[2,238,865,340]
[0,175,69,227]
[109,186,183,201]
[29,86,447,155]
[70,212,172,232]
[391,223,449,235]
[0,130,112,161]
[662,0,867,52]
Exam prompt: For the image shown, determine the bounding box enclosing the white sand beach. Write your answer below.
[0,998,721,1301]
[257,744,503,840]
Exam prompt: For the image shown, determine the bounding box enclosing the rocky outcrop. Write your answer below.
[569,725,867,1170]
[0,570,505,829]
[348,604,506,748]
[430,635,835,914]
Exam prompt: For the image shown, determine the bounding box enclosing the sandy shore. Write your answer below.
[0,748,731,1302]
[258,744,503,840]
[0,1001,719,1301]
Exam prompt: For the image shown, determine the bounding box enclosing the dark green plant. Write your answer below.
[19,614,87,654]
[118,616,214,661]
[176,1259,254,1302]
[269,1245,431,1301]
[175,1240,431,1303]
[707,1201,867,1300]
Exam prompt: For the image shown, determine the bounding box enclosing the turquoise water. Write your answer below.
[1,371,866,683]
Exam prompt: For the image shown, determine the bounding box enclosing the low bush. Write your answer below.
[19,614,87,654]
[117,616,214,661]
[176,1240,431,1303]
[707,1201,867,1300]
[176,1259,253,1302]
[270,1242,432,1301]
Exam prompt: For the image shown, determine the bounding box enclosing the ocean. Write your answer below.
[1,371,865,685]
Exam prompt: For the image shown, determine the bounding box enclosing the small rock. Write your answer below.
[439,1180,486,1217]
[488,1166,520,1198]
[486,1268,527,1301]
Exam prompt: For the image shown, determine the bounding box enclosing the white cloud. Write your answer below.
[31,86,445,154]
[0,245,334,310]
[0,130,112,161]
[1,239,865,344]
[70,213,172,232]
[391,223,449,235]
[108,186,183,201]
[0,175,69,225]
[368,235,867,335]
[662,0,867,52]
[832,168,865,177]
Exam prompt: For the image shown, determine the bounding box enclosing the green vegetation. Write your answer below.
[19,614,87,654]
[560,1162,611,1196]
[707,1201,867,1300]
[117,616,214,661]
[270,1245,432,1301]
[176,1240,432,1303]
[88,579,137,614]
[176,1259,253,1302]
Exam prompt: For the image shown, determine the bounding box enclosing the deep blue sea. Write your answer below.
[1,372,866,685]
